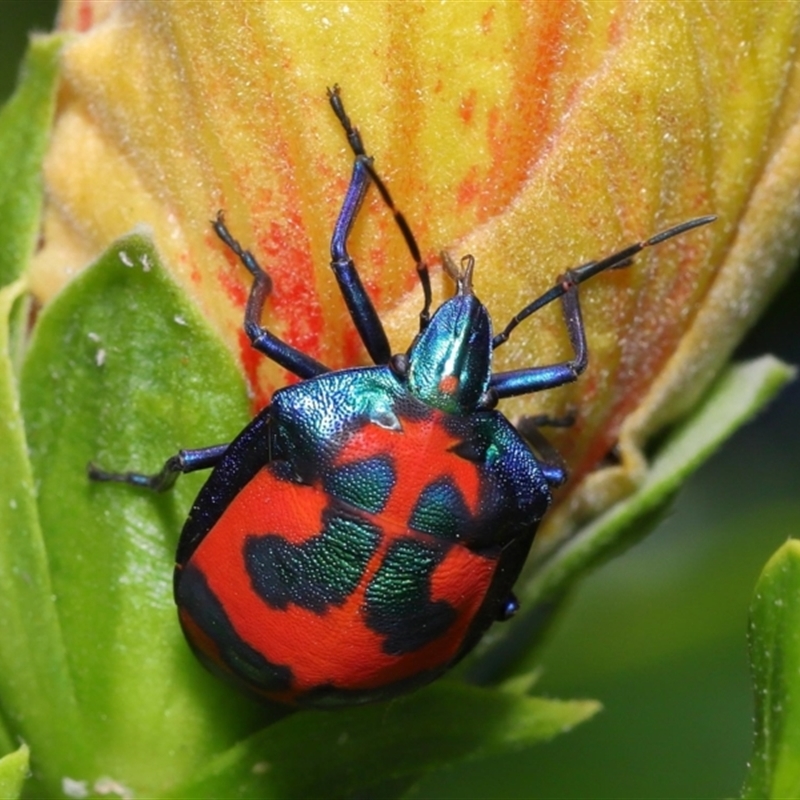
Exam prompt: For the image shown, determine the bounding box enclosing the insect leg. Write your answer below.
[213,213,330,379]
[488,275,591,400]
[87,444,229,492]
[515,417,569,488]
[328,85,433,336]
[523,408,577,429]
[328,154,392,364]
[496,592,520,621]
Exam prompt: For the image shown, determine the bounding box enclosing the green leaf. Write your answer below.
[523,355,795,613]
[0,35,62,287]
[12,232,603,797]
[742,539,800,799]
[0,279,86,794]
[165,680,600,800]
[0,744,30,800]
[17,236,270,795]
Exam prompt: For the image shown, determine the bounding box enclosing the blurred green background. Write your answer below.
[3,3,799,798]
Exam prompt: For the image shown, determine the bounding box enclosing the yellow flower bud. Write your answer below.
[35,1,800,544]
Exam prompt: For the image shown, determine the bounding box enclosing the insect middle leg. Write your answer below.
[514,417,570,488]
[327,155,392,365]
[213,213,330,379]
[89,209,324,491]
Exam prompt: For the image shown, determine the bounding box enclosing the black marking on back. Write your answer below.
[448,437,486,464]
[297,666,444,708]
[176,563,293,693]
[245,510,381,614]
[364,537,457,655]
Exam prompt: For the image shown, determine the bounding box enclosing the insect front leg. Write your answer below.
[88,444,229,492]
[328,86,433,337]
[328,155,393,365]
[489,273,591,401]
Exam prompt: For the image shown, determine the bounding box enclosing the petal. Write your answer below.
[32,2,800,536]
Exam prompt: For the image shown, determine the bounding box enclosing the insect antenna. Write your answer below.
[492,215,716,349]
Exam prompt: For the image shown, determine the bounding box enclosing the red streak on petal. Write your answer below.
[368,246,387,269]
[341,327,364,369]
[459,89,477,125]
[216,262,248,310]
[257,215,322,363]
[480,6,496,34]
[608,6,625,46]
[76,0,94,32]
[456,165,480,209]
[464,3,580,223]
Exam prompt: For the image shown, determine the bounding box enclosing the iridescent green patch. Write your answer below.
[245,514,381,613]
[364,538,456,655]
[409,478,471,539]
[323,455,395,514]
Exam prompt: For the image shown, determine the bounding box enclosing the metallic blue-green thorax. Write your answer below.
[406,254,492,414]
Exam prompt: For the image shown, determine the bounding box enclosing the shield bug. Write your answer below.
[89,87,714,707]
